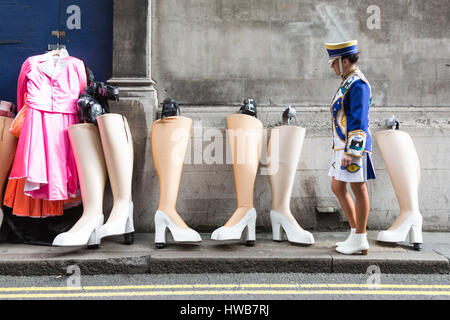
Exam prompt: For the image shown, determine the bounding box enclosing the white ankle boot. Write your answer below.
[336,228,356,247]
[336,233,369,255]
[211,208,256,245]
[98,202,134,241]
[154,210,202,248]
[377,214,423,249]
[270,210,314,244]
[52,215,104,247]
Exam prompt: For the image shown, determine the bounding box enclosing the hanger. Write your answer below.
[51,48,61,56]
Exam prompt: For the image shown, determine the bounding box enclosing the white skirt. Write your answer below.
[328,150,376,183]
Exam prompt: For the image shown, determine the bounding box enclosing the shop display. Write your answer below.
[376,116,423,250]
[211,100,263,245]
[151,101,201,248]
[268,107,314,244]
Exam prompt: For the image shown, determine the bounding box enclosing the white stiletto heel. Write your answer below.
[270,210,314,245]
[98,202,135,244]
[211,208,257,246]
[336,233,369,255]
[377,214,423,250]
[52,215,104,248]
[154,210,202,248]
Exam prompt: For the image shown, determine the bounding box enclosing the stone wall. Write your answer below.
[109,0,450,232]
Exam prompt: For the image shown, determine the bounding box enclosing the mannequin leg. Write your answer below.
[0,116,18,228]
[268,125,314,244]
[151,116,201,247]
[375,130,423,249]
[211,114,263,244]
[52,123,107,247]
[97,114,135,243]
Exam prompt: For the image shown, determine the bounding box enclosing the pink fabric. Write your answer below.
[17,51,86,114]
[9,108,80,201]
[9,51,86,201]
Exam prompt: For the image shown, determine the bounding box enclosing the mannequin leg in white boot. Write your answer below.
[375,130,423,250]
[97,114,135,244]
[52,124,107,248]
[0,116,18,229]
[211,114,263,246]
[268,126,314,244]
[151,116,201,248]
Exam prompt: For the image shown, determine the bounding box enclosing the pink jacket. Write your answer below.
[17,49,87,114]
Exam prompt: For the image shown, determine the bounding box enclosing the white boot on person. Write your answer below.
[336,228,356,247]
[336,233,369,255]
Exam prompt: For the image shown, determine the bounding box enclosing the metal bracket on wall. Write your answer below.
[47,44,67,51]
[48,30,67,51]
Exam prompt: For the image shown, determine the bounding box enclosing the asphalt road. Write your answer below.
[0,272,449,302]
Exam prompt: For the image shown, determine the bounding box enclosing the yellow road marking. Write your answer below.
[1,289,450,299]
[0,283,450,292]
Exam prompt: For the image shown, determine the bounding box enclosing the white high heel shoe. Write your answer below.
[52,215,104,248]
[336,228,356,247]
[98,202,134,243]
[336,233,369,255]
[211,208,256,246]
[377,214,423,250]
[270,210,314,244]
[154,210,202,248]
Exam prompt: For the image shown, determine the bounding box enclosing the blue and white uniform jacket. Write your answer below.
[331,68,372,158]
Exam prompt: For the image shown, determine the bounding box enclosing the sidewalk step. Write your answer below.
[0,232,448,276]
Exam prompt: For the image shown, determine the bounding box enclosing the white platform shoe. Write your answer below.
[98,202,135,244]
[154,210,202,248]
[377,214,423,250]
[336,228,356,247]
[336,233,369,255]
[52,215,104,248]
[211,208,256,246]
[270,210,314,244]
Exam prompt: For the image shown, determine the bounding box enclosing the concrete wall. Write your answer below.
[152,0,450,107]
[112,0,450,232]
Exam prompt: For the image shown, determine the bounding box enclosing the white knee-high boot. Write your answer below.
[268,125,314,244]
[375,129,423,250]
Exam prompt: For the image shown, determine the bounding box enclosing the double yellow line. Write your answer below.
[0,283,450,299]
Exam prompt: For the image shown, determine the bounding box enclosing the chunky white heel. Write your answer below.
[52,215,104,248]
[154,210,202,248]
[377,214,423,250]
[270,210,314,244]
[336,233,369,255]
[336,228,356,247]
[98,202,134,242]
[211,208,257,246]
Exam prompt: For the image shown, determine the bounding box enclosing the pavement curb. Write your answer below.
[0,233,448,276]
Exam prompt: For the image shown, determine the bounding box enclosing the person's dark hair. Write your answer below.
[342,53,359,64]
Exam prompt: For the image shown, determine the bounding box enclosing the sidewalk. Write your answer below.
[0,231,448,276]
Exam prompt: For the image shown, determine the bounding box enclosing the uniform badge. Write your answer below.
[340,163,361,173]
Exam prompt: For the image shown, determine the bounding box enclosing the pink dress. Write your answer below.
[8,49,87,202]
